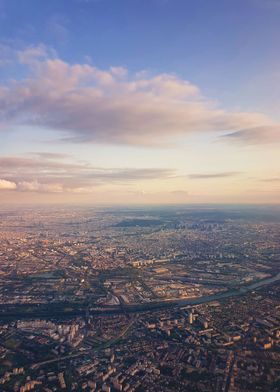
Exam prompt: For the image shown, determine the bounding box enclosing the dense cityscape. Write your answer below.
[0,205,279,391]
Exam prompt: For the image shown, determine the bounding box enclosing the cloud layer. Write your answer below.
[0,155,174,193]
[0,45,278,146]
[188,172,240,179]
[223,125,280,144]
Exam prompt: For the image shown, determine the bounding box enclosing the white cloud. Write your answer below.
[0,49,276,146]
[17,180,63,193]
[17,44,51,65]
[0,179,17,190]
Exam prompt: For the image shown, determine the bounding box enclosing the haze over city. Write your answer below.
[0,0,279,205]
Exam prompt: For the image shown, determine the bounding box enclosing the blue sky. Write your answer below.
[0,0,279,204]
[1,0,280,111]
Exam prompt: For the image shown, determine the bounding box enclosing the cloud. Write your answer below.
[17,180,63,193]
[0,155,175,193]
[0,179,17,190]
[261,177,280,182]
[29,152,71,160]
[188,172,240,179]
[0,47,276,146]
[222,125,280,144]
[252,0,280,9]
[17,44,51,64]
[0,43,15,66]
[46,15,69,44]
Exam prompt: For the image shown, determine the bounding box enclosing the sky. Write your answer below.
[0,0,279,205]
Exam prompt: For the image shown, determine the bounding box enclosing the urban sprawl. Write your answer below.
[0,206,279,392]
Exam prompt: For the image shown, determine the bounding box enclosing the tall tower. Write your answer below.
[188,312,193,324]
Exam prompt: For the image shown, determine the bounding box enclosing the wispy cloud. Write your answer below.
[222,125,280,144]
[0,44,277,146]
[188,172,240,179]
[29,152,71,160]
[252,0,280,9]
[0,155,175,193]
[46,15,69,44]
[260,177,280,182]
[17,180,64,193]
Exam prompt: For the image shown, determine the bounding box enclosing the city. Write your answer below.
[0,205,279,391]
